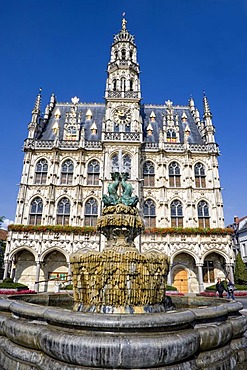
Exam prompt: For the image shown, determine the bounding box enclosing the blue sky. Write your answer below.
[0,0,246,227]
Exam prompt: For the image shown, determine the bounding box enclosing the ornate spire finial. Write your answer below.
[203,91,212,118]
[33,87,42,113]
[122,12,127,30]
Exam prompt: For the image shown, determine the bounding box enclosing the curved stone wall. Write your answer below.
[0,296,246,369]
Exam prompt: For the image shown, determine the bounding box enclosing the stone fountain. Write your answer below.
[70,172,169,314]
[0,173,247,369]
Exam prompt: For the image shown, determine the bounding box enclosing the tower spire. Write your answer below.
[122,12,127,31]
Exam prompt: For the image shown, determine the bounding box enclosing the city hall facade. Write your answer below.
[4,18,234,293]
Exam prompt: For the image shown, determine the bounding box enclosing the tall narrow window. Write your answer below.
[34,159,48,184]
[121,78,126,91]
[121,49,126,60]
[111,153,131,175]
[29,197,43,225]
[143,161,155,186]
[87,160,100,185]
[169,162,181,187]
[113,79,117,91]
[195,163,206,188]
[171,200,183,227]
[130,78,134,91]
[167,129,177,143]
[57,198,70,225]
[114,50,118,60]
[84,198,98,226]
[61,159,74,185]
[198,201,210,228]
[143,199,156,227]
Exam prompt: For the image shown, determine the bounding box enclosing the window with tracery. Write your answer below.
[34,159,48,184]
[29,197,43,225]
[111,153,131,175]
[194,162,206,188]
[169,162,181,187]
[143,199,156,227]
[166,129,177,143]
[87,160,100,185]
[198,201,210,228]
[143,161,155,187]
[171,200,183,227]
[84,198,98,226]
[56,198,70,225]
[61,159,74,185]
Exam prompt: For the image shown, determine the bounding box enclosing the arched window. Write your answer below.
[87,160,100,185]
[113,79,117,91]
[169,162,181,187]
[111,153,131,175]
[84,198,98,226]
[198,201,210,228]
[194,162,206,188]
[114,50,118,60]
[143,199,156,227]
[121,49,126,60]
[34,159,48,184]
[143,161,155,186]
[56,198,70,225]
[29,197,43,225]
[61,159,74,185]
[129,50,133,60]
[167,129,177,143]
[171,200,183,227]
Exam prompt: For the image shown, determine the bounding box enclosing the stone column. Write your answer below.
[10,260,16,281]
[167,268,172,286]
[197,263,204,293]
[67,262,72,283]
[3,259,10,280]
[34,261,41,293]
[226,263,234,283]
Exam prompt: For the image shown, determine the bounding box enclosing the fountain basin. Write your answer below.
[0,295,247,369]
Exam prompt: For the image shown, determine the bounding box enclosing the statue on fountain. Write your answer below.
[102,172,139,207]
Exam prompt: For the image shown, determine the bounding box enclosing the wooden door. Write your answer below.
[173,268,188,293]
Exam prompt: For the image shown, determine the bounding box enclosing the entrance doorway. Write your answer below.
[173,268,188,293]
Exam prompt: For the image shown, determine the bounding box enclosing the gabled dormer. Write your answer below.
[163,100,180,143]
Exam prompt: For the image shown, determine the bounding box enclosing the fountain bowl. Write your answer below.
[0,293,247,369]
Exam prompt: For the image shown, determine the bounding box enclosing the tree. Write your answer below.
[234,252,247,284]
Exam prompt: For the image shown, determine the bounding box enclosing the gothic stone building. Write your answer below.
[5,18,234,293]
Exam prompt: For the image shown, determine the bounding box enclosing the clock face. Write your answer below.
[114,107,131,125]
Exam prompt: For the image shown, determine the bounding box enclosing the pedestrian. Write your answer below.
[226,278,235,300]
[215,278,226,298]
